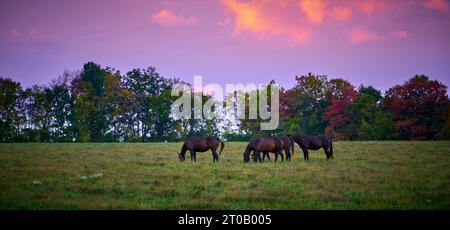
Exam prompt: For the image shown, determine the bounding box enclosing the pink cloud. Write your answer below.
[358,0,376,15]
[422,0,449,13]
[329,6,352,22]
[221,0,310,43]
[11,29,21,37]
[220,0,410,45]
[218,18,231,27]
[10,28,37,38]
[349,28,380,44]
[356,0,395,16]
[298,0,326,24]
[349,28,408,44]
[151,10,196,26]
[391,30,408,39]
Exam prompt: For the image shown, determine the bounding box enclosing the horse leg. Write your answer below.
[189,150,194,162]
[263,152,270,162]
[193,151,197,162]
[288,149,292,162]
[216,145,221,162]
[324,147,331,160]
[212,149,219,163]
[280,150,284,162]
[254,150,260,163]
[302,148,309,161]
[286,149,291,162]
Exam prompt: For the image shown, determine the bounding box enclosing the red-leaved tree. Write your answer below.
[384,75,449,139]
[323,85,358,140]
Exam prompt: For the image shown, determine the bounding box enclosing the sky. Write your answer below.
[1,0,449,91]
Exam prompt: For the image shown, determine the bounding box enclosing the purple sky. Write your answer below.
[1,0,449,91]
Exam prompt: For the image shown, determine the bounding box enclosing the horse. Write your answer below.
[289,134,333,161]
[178,136,225,163]
[281,136,295,162]
[260,136,295,162]
[243,137,283,163]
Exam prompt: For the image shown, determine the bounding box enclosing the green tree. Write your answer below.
[345,85,393,140]
[49,83,75,142]
[71,62,110,142]
[26,86,53,142]
[290,73,329,135]
[0,77,22,142]
[123,67,176,141]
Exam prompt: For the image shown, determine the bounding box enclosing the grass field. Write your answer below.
[0,141,449,210]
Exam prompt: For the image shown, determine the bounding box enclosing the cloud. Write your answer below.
[422,0,449,13]
[220,0,310,43]
[328,6,352,21]
[349,28,379,44]
[151,10,197,26]
[11,28,21,37]
[218,18,231,27]
[221,0,270,34]
[357,0,376,15]
[220,0,410,45]
[349,28,408,44]
[10,28,37,38]
[391,30,408,39]
[298,0,326,24]
[356,0,395,16]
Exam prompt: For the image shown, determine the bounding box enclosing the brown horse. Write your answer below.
[179,136,225,163]
[244,137,283,163]
[261,136,294,162]
[289,134,333,161]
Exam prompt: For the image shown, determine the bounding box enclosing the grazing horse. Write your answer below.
[281,136,295,162]
[178,136,225,163]
[289,134,333,161]
[243,137,283,163]
[261,136,295,162]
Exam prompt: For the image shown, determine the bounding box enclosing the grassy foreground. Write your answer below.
[0,141,449,210]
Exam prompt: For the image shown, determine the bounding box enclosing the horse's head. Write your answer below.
[178,152,185,162]
[243,152,250,163]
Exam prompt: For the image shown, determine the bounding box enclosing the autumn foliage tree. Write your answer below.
[323,84,358,140]
[384,75,449,140]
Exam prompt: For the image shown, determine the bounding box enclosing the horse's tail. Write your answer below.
[218,138,225,156]
[287,136,294,155]
[330,138,334,159]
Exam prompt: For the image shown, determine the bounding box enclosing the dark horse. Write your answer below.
[179,136,225,163]
[281,136,295,162]
[244,137,283,163]
[261,136,294,162]
[289,135,333,161]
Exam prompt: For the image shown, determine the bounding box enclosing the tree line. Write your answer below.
[1,62,449,142]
